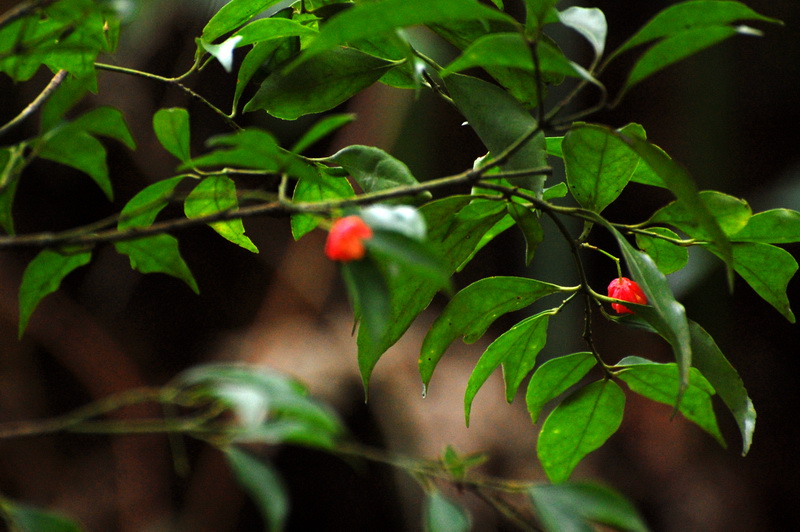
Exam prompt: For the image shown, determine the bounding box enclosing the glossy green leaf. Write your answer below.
[635,227,689,275]
[115,235,199,293]
[184,175,258,253]
[617,357,725,446]
[202,0,284,43]
[613,129,733,283]
[526,352,596,424]
[245,46,394,120]
[224,448,287,532]
[153,108,191,162]
[709,242,797,323]
[420,276,565,388]
[731,209,800,243]
[689,321,755,455]
[299,0,514,62]
[650,191,752,239]
[232,17,318,47]
[18,249,92,338]
[558,7,607,60]
[563,124,639,212]
[529,482,648,532]
[352,33,421,89]
[326,145,427,199]
[357,196,505,395]
[423,490,471,532]
[445,74,547,194]
[342,256,391,348]
[291,113,356,154]
[71,107,136,150]
[233,39,286,112]
[508,203,543,265]
[39,129,112,199]
[291,169,355,240]
[610,0,779,60]
[538,379,625,483]
[3,501,84,532]
[464,311,552,425]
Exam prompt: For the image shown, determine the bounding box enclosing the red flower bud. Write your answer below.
[324,216,373,262]
[607,277,647,314]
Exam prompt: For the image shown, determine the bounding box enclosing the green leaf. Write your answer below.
[558,7,607,60]
[233,39,286,112]
[650,190,752,239]
[184,175,258,253]
[526,352,596,424]
[202,0,285,43]
[523,0,559,37]
[245,46,394,120]
[298,0,514,62]
[423,490,471,532]
[153,108,191,162]
[609,0,780,60]
[563,124,639,212]
[366,230,451,290]
[709,242,797,323]
[224,448,288,532]
[617,357,725,446]
[528,482,648,532]
[508,203,543,265]
[40,75,95,132]
[420,276,566,389]
[342,257,391,348]
[71,107,136,150]
[118,176,185,229]
[325,145,428,199]
[538,379,625,483]
[291,113,356,154]
[39,129,112,199]
[291,169,355,240]
[689,321,755,455]
[232,17,318,47]
[456,211,515,272]
[731,209,800,243]
[18,249,92,338]
[3,501,84,532]
[357,196,506,395]
[464,310,552,425]
[635,227,689,275]
[445,74,547,193]
[115,235,199,294]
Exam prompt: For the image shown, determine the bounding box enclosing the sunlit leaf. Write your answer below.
[731,209,800,243]
[649,191,752,239]
[202,0,285,43]
[232,17,318,47]
[526,352,596,424]
[184,175,258,253]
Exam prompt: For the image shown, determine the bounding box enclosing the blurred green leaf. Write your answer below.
[326,145,428,200]
[184,175,258,253]
[617,356,725,446]
[292,114,356,154]
[563,124,639,212]
[423,490,471,532]
[523,0,559,37]
[291,169,355,240]
[689,321,756,455]
[2,501,84,532]
[18,249,92,338]
[526,352,596,424]
[508,203,543,265]
[440,445,488,481]
[528,481,648,532]
[245,47,394,120]
[420,276,565,390]
[202,0,284,43]
[39,129,112,199]
[649,190,752,239]
[366,230,451,290]
[224,448,288,532]
[731,208,800,243]
[153,108,191,162]
[538,379,625,483]
[343,256,391,348]
[464,310,552,425]
[635,227,688,275]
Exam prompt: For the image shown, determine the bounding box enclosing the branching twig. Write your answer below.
[0,69,67,137]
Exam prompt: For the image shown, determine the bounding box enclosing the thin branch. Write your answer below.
[0,0,57,31]
[0,69,67,138]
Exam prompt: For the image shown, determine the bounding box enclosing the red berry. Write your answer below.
[324,216,373,262]
[607,277,647,314]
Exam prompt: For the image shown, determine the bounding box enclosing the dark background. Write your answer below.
[0,0,798,530]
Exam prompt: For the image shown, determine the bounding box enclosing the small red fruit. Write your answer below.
[607,277,647,314]
[324,216,373,262]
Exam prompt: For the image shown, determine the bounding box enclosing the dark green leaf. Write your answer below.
[616,357,725,446]
[366,230,451,290]
[233,39,285,112]
[40,75,95,132]
[3,501,84,532]
[184,175,258,253]
[115,235,199,293]
[18,249,92,337]
[245,46,394,120]
[508,203,543,265]
[689,321,755,455]
[538,379,625,483]
[650,190,752,239]
[39,129,112,199]
[709,242,797,323]
[342,256,391,348]
[529,481,648,532]
[526,352,596,424]
[420,276,566,389]
[524,0,559,37]
[292,113,356,153]
[731,209,800,243]
[153,108,191,162]
[424,490,471,532]
[224,448,288,532]
[635,227,688,275]
[202,0,285,43]
[325,145,427,199]
[291,169,355,240]
[464,311,552,425]
[563,124,639,212]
